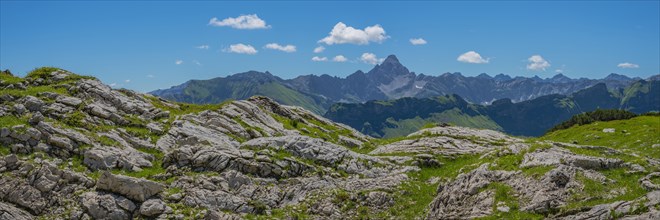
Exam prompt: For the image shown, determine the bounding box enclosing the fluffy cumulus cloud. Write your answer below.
[360,53,384,65]
[175,60,183,65]
[196,45,209,49]
[457,51,489,64]
[209,14,270,29]
[124,79,131,83]
[526,55,550,71]
[410,38,427,45]
[332,55,347,62]
[313,46,325,53]
[617,62,639,68]
[225,43,258,54]
[319,22,389,45]
[311,56,328,62]
[264,43,296,53]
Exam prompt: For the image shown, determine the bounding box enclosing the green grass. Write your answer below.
[144,95,232,116]
[110,145,167,180]
[542,116,660,159]
[473,183,544,220]
[26,67,61,79]
[376,154,486,219]
[0,144,10,156]
[0,72,25,84]
[0,115,29,127]
[651,175,660,185]
[168,203,207,220]
[521,165,555,179]
[2,84,71,97]
[98,135,121,147]
[562,168,648,213]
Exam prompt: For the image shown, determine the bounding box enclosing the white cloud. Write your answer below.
[175,60,183,65]
[555,69,563,73]
[196,45,209,49]
[225,43,258,54]
[313,46,325,53]
[410,38,427,45]
[311,56,328,62]
[617,62,639,68]
[109,83,117,87]
[526,55,550,71]
[208,14,270,29]
[457,51,489,64]
[147,74,155,78]
[125,79,131,83]
[360,53,384,65]
[193,60,202,66]
[264,43,296,53]
[319,22,389,45]
[332,55,347,62]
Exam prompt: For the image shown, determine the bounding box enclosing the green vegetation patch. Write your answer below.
[0,115,29,127]
[543,115,660,160]
[562,168,648,213]
[548,109,638,133]
[375,154,486,219]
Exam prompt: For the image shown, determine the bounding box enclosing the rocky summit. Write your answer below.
[0,68,659,219]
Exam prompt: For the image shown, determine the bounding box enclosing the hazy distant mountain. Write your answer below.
[325,80,659,137]
[150,71,332,114]
[150,55,654,114]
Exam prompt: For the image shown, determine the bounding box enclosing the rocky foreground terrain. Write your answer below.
[0,68,659,219]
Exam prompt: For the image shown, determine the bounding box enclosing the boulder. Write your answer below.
[81,191,135,220]
[83,146,153,171]
[0,202,33,220]
[22,96,44,112]
[139,199,168,217]
[96,172,164,202]
[56,96,83,107]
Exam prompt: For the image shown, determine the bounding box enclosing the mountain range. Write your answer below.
[325,79,659,137]
[150,55,654,115]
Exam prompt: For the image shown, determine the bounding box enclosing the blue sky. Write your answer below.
[1,1,659,92]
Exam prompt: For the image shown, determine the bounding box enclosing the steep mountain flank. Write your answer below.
[326,81,659,137]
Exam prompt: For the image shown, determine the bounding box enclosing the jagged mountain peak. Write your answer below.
[366,54,412,85]
[605,73,632,81]
[493,73,512,81]
[382,54,400,65]
[476,73,492,79]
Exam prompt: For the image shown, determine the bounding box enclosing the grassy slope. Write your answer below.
[380,108,503,138]
[542,116,660,157]
[255,82,327,114]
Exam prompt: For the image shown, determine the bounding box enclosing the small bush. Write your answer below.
[26,67,61,79]
[547,109,637,133]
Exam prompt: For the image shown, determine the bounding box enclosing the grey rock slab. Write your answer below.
[81,191,135,220]
[84,146,153,171]
[521,147,623,170]
[96,171,164,202]
[22,96,44,112]
[36,121,92,145]
[0,202,33,220]
[56,96,83,107]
